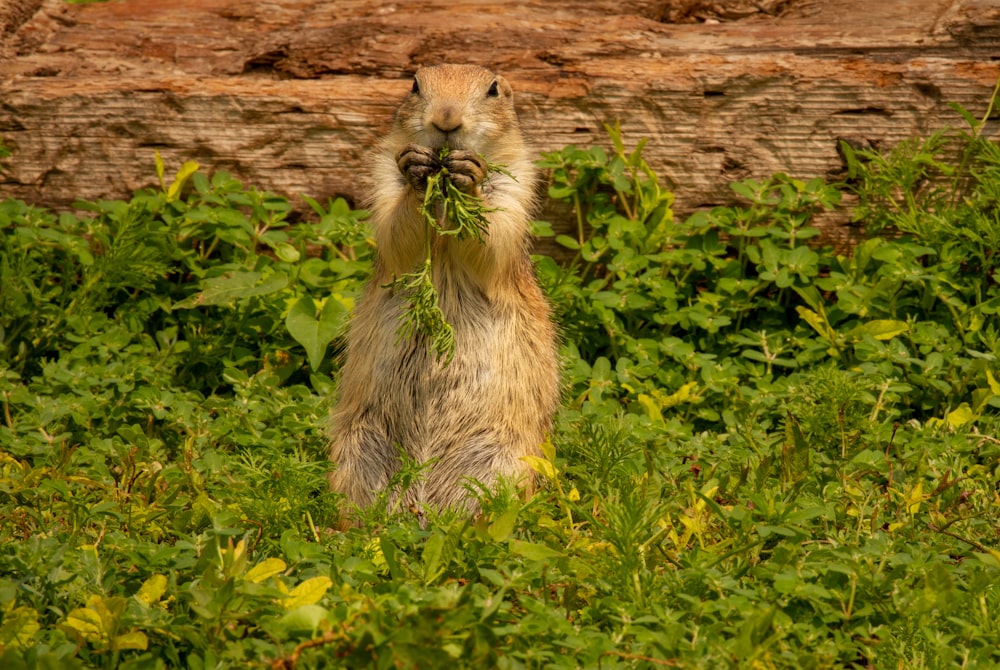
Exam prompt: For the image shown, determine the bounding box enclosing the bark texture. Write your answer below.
[0,0,998,250]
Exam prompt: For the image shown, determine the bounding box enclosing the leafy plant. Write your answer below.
[2,103,999,669]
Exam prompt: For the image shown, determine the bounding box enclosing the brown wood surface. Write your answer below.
[1,0,998,251]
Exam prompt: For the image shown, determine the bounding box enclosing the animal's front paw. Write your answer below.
[442,150,487,193]
[396,144,440,191]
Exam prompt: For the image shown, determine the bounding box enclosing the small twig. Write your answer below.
[883,422,899,498]
[271,630,347,670]
[1,391,12,428]
[927,522,991,554]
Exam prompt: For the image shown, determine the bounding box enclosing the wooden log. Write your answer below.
[0,0,997,252]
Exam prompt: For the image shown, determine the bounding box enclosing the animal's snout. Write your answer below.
[431,103,463,133]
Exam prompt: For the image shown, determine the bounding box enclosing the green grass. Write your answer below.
[1,109,999,669]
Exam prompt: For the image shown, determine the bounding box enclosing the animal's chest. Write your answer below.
[374,281,501,402]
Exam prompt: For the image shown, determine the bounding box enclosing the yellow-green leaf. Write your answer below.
[666,382,697,407]
[972,388,994,414]
[154,150,165,191]
[167,160,200,202]
[0,606,40,649]
[280,576,333,610]
[848,319,909,341]
[904,481,924,515]
[64,607,104,642]
[987,369,1000,396]
[796,306,836,341]
[637,393,663,423]
[521,455,557,480]
[134,574,168,607]
[638,383,698,423]
[946,404,977,428]
[540,437,556,462]
[114,630,149,651]
[365,538,388,575]
[245,558,287,584]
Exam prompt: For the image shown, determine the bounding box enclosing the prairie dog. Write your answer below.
[328,64,560,519]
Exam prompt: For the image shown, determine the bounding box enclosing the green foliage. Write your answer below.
[2,105,1000,669]
[537,116,1000,431]
[1,155,369,389]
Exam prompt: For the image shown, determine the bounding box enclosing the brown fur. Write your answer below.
[328,64,560,520]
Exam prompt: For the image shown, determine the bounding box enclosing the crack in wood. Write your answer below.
[833,107,894,117]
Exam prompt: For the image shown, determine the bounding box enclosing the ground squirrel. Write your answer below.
[328,64,560,520]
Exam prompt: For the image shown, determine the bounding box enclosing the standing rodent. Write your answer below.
[328,63,560,520]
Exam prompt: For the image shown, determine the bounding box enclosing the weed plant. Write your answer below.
[382,148,511,363]
[1,107,998,668]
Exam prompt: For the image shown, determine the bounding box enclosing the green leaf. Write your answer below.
[488,504,520,542]
[848,319,909,341]
[548,184,577,200]
[555,234,580,250]
[730,180,757,202]
[277,605,330,636]
[174,271,289,308]
[285,295,348,370]
[422,532,448,584]
[509,539,563,561]
[785,506,831,524]
[792,284,824,312]
[947,101,980,130]
[378,536,405,580]
[275,243,301,263]
[531,220,555,237]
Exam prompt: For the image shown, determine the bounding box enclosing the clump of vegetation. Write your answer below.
[383,148,510,363]
[1,99,998,668]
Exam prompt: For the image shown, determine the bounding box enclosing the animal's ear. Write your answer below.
[492,75,514,99]
[411,77,420,95]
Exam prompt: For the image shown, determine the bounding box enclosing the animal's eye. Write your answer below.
[487,80,499,97]
[411,78,420,95]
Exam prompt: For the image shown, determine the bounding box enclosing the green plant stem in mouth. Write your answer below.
[383,147,510,364]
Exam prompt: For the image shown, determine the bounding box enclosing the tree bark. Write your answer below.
[0,0,997,251]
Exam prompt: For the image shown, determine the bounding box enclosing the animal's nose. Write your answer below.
[431,104,462,133]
